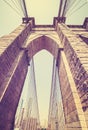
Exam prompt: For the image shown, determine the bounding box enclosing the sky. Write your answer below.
[34,50,53,127]
[0,0,88,128]
[0,0,88,36]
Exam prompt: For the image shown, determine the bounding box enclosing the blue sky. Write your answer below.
[0,0,88,127]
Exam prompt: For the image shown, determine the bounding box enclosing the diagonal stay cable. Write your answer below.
[3,0,23,17]
[65,0,78,14]
[18,0,26,17]
[66,0,82,16]
[64,0,78,16]
[66,1,88,18]
[11,0,24,16]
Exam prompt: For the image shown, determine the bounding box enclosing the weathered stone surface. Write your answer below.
[58,51,88,129]
[56,21,88,129]
[0,21,32,95]
[0,51,28,130]
[0,20,33,130]
[0,18,88,130]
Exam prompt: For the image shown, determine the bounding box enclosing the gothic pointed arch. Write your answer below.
[23,34,63,60]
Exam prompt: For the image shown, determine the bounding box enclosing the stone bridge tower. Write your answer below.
[0,17,88,130]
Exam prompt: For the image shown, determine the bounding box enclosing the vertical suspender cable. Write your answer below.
[22,0,28,17]
[62,0,67,17]
[58,0,63,17]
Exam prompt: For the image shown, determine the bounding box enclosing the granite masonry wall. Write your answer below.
[56,21,88,130]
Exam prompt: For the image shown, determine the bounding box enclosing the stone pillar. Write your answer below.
[83,17,88,30]
[0,51,28,130]
[0,20,33,130]
[55,20,88,129]
[58,51,87,130]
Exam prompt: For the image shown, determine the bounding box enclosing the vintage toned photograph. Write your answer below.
[0,0,88,130]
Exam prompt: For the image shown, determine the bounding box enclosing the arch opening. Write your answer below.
[33,50,53,128]
[14,50,54,129]
[13,35,64,130]
[25,35,62,60]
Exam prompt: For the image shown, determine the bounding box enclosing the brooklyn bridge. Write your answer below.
[0,0,88,130]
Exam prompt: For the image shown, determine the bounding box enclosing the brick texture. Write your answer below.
[0,20,33,130]
[56,22,88,129]
[0,51,28,130]
[0,18,88,130]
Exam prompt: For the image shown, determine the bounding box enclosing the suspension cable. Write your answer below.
[65,0,78,16]
[18,0,26,17]
[32,58,40,122]
[58,0,63,17]
[65,0,82,16]
[63,0,78,16]
[11,0,24,16]
[21,0,28,17]
[3,0,23,17]
[62,0,67,17]
[66,1,88,18]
